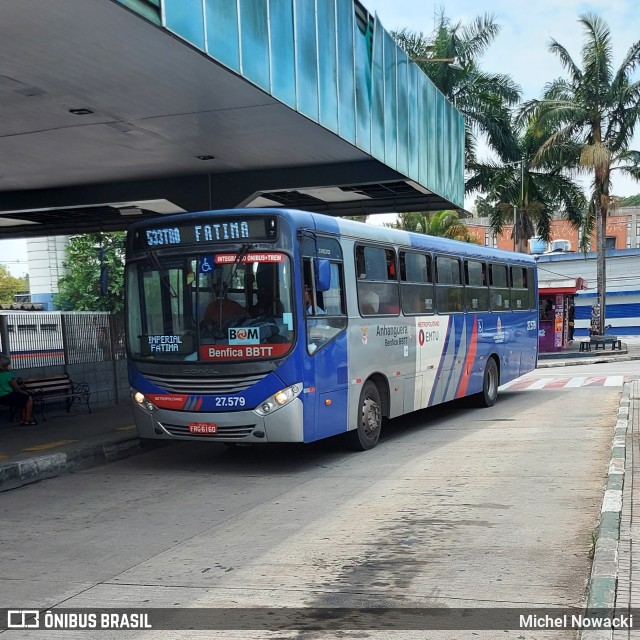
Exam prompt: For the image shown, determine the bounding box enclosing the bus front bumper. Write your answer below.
[132,397,304,443]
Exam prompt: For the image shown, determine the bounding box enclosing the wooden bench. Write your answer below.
[17,374,91,421]
[590,335,622,351]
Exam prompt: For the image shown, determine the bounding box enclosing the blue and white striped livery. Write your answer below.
[125,209,538,450]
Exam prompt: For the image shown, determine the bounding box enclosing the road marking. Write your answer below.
[527,379,550,390]
[22,440,78,452]
[502,375,638,391]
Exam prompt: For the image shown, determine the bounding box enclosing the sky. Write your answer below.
[1,0,639,277]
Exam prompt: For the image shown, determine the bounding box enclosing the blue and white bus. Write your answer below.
[126,209,538,450]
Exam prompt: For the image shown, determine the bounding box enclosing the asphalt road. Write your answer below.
[0,364,626,639]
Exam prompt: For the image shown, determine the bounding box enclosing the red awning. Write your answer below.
[538,277,587,295]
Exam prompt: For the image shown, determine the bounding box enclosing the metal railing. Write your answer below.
[0,311,125,368]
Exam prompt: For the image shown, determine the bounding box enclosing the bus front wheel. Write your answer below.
[347,380,382,451]
[476,358,499,407]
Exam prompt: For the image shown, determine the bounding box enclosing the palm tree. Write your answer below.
[522,14,640,334]
[386,210,477,243]
[466,120,587,252]
[393,12,521,166]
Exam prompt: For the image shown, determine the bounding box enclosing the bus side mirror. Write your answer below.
[315,259,331,291]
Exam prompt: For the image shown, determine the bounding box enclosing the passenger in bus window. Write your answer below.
[304,287,325,315]
[0,355,36,425]
[202,283,249,332]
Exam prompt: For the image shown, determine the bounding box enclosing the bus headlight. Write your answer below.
[133,390,155,412]
[255,383,302,416]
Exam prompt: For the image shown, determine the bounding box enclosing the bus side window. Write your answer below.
[527,267,537,310]
[510,266,528,311]
[435,255,463,313]
[489,263,510,311]
[356,245,399,316]
[464,260,488,312]
[400,251,434,315]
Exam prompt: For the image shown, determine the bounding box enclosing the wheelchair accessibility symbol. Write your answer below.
[199,257,213,273]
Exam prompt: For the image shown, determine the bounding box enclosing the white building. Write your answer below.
[536,249,640,336]
[26,236,69,310]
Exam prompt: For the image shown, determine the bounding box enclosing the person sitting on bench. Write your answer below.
[0,355,36,425]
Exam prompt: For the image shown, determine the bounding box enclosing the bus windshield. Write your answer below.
[126,251,294,362]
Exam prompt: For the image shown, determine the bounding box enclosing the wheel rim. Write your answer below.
[361,394,381,439]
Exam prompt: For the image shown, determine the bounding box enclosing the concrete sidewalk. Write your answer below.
[1,341,639,637]
[0,402,165,492]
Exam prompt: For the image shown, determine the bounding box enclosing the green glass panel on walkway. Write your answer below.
[336,0,355,144]
[294,0,318,121]
[435,93,445,198]
[383,30,397,170]
[269,0,296,108]
[239,0,270,91]
[396,49,409,176]
[417,74,428,186]
[164,0,204,48]
[354,9,372,153]
[451,110,464,206]
[204,0,239,72]
[425,80,437,189]
[117,0,161,25]
[317,0,338,133]
[408,63,419,180]
[370,16,385,161]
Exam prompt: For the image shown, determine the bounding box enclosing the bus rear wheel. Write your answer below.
[347,380,382,451]
[476,358,499,407]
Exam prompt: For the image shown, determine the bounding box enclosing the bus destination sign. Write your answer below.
[133,216,277,249]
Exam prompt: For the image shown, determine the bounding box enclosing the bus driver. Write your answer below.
[202,283,249,333]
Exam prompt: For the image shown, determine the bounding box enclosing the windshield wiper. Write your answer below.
[146,250,179,298]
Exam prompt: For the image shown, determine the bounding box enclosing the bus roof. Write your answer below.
[129,208,536,266]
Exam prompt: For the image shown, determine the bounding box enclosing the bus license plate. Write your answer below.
[189,422,218,434]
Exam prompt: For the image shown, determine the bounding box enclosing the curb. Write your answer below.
[580,382,630,640]
[0,433,167,493]
[537,355,634,369]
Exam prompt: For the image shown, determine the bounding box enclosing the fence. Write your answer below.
[0,311,128,408]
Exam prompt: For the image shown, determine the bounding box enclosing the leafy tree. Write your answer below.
[522,14,640,333]
[467,120,587,252]
[0,265,28,305]
[618,194,640,206]
[56,232,125,314]
[472,195,499,219]
[386,210,477,243]
[393,12,521,167]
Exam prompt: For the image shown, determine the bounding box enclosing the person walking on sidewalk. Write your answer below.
[0,355,36,425]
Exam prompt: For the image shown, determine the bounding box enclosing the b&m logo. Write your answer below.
[228,327,259,345]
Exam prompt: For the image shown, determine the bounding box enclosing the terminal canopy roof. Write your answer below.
[0,0,464,239]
